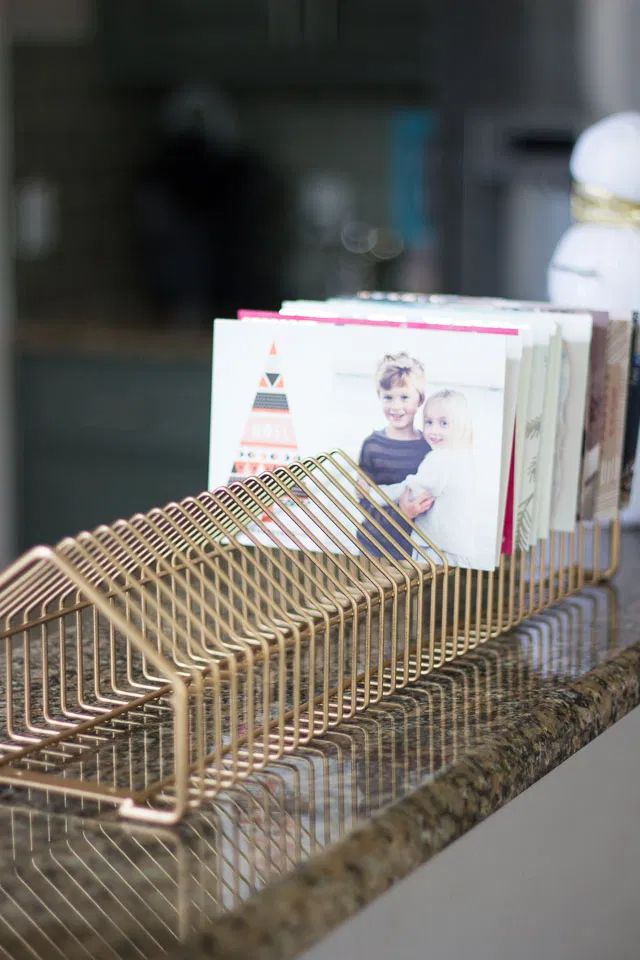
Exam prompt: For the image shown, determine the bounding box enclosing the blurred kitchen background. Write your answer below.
[0,0,637,563]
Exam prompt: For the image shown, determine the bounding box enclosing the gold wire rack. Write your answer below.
[0,451,619,824]
[0,584,618,957]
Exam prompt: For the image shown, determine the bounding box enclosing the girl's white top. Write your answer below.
[378,447,475,564]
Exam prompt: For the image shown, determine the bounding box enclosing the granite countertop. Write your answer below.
[1,532,640,960]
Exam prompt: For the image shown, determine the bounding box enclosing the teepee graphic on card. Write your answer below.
[229,341,300,481]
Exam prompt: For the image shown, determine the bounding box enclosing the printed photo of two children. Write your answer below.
[210,320,506,571]
[329,331,505,572]
[354,353,476,567]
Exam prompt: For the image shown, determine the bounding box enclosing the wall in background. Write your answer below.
[12,38,155,322]
[0,7,15,566]
[12,34,431,324]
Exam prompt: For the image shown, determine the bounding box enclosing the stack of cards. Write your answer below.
[209,291,634,573]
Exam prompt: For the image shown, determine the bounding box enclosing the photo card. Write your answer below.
[210,316,510,571]
[280,299,524,554]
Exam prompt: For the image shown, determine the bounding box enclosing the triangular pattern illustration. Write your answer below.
[230,341,300,481]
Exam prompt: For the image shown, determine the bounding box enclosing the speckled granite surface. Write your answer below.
[1,534,640,960]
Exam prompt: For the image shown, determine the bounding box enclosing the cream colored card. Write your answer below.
[473,301,594,535]
[546,312,593,532]
[533,322,562,541]
[595,315,632,521]
[417,298,592,541]
[579,312,609,521]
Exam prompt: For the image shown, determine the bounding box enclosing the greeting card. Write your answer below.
[210,316,510,571]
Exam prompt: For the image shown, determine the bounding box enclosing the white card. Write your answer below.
[460,299,594,534]
[283,298,523,554]
[211,317,509,571]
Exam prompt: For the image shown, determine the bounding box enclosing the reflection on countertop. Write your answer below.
[2,534,640,960]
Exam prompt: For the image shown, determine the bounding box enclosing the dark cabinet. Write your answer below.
[16,349,211,550]
[97,0,429,89]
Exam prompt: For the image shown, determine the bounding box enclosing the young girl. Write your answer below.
[375,389,476,567]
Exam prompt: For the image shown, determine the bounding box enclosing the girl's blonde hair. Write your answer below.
[424,389,473,448]
[375,353,425,404]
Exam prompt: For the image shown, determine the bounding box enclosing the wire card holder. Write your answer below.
[1,587,617,952]
[0,451,619,824]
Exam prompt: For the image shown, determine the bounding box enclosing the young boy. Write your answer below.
[357,353,431,560]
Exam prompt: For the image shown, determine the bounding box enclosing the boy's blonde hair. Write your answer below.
[424,389,473,447]
[375,353,425,404]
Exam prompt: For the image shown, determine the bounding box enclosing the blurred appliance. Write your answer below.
[459,110,587,301]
